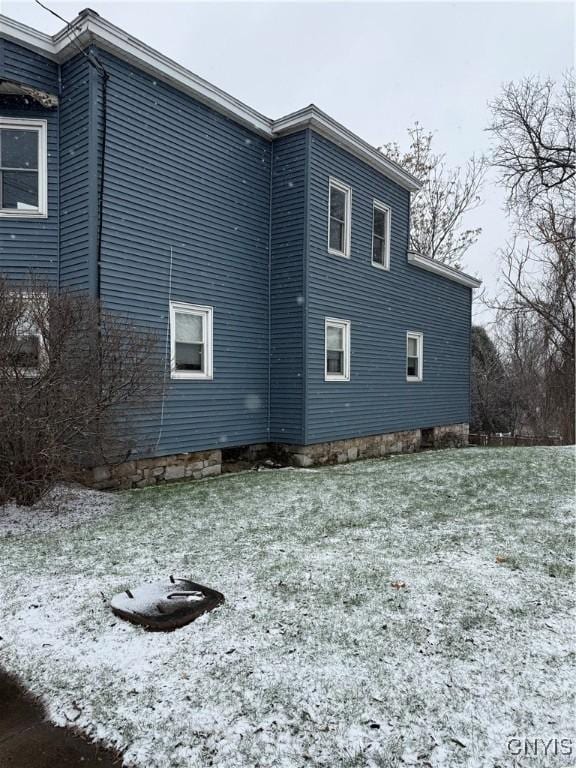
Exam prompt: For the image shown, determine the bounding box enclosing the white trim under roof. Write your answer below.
[0,10,422,191]
[407,251,482,289]
[272,106,421,192]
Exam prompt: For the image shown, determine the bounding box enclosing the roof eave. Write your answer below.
[272,106,422,193]
[407,251,482,289]
[0,13,57,59]
[0,11,274,137]
[58,12,274,137]
[0,11,421,189]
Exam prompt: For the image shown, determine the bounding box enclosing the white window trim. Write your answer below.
[169,301,213,380]
[327,177,352,258]
[16,330,44,378]
[10,290,47,378]
[406,331,423,382]
[371,199,391,271]
[325,317,351,382]
[0,117,48,219]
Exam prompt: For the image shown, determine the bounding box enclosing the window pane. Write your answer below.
[407,337,418,357]
[327,325,343,350]
[1,129,38,170]
[373,207,386,239]
[327,350,343,374]
[2,170,39,210]
[175,312,203,343]
[407,356,419,377]
[329,219,344,252]
[373,236,384,264]
[330,187,346,222]
[12,334,40,369]
[175,342,203,371]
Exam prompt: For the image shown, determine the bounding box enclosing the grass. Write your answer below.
[0,446,574,768]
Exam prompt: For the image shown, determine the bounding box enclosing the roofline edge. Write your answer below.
[0,11,422,191]
[407,251,482,288]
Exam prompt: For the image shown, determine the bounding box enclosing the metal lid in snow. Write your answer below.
[110,576,224,631]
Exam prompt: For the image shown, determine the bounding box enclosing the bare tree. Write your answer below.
[488,74,575,215]
[487,73,575,443]
[380,124,485,269]
[0,278,162,505]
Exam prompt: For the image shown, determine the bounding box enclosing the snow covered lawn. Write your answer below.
[0,447,574,767]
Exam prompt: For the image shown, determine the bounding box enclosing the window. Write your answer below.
[406,332,423,382]
[8,292,46,377]
[328,178,351,257]
[325,318,350,381]
[372,201,391,269]
[170,302,213,380]
[13,333,41,371]
[0,118,47,217]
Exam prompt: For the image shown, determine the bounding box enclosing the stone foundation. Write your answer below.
[83,423,468,489]
[431,422,469,448]
[87,449,222,490]
[275,429,421,468]
[274,422,469,468]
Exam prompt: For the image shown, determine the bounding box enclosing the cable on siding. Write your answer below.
[155,245,174,453]
[267,142,273,439]
[34,1,109,299]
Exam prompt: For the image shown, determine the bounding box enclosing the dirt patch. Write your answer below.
[0,670,123,767]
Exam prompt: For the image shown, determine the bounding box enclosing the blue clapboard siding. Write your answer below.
[269,131,308,443]
[0,104,59,282]
[0,30,474,457]
[58,54,93,291]
[0,42,60,282]
[0,39,59,94]
[94,49,271,455]
[304,132,471,444]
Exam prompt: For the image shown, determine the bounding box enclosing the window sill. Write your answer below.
[371,261,390,272]
[325,375,350,382]
[0,210,47,219]
[327,248,350,259]
[406,376,423,383]
[171,372,213,381]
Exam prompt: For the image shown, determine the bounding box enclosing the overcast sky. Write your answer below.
[4,0,574,322]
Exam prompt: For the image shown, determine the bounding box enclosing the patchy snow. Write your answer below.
[0,447,574,768]
[0,483,118,538]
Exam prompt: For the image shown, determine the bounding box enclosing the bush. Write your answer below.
[0,278,161,505]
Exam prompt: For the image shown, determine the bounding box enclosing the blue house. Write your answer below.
[0,9,481,487]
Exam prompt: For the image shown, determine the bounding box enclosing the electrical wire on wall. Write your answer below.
[155,246,174,453]
[35,1,109,298]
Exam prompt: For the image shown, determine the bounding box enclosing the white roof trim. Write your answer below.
[273,106,421,192]
[0,14,55,57]
[407,251,482,289]
[0,10,272,135]
[0,10,421,190]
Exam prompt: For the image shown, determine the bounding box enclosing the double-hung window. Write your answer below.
[8,292,46,377]
[325,318,350,381]
[170,302,213,380]
[406,332,423,382]
[372,201,391,269]
[13,332,42,374]
[328,178,351,257]
[0,118,47,217]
